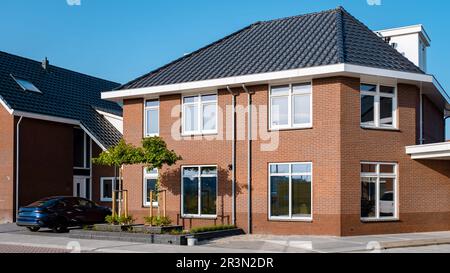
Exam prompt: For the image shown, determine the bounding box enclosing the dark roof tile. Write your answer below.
[0,51,122,148]
[118,7,423,91]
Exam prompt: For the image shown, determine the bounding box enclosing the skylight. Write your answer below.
[12,76,42,93]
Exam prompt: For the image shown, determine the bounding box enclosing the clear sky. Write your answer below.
[0,0,448,138]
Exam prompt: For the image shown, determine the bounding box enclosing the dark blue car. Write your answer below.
[17,197,111,233]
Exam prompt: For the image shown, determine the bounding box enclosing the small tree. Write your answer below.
[93,137,181,217]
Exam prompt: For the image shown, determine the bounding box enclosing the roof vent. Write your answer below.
[42,57,49,71]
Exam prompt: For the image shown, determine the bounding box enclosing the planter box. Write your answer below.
[70,230,188,245]
[192,229,245,242]
[132,225,183,234]
[92,224,138,232]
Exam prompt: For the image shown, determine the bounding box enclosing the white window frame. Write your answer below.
[181,165,218,218]
[269,83,313,130]
[182,93,218,135]
[73,129,92,170]
[360,83,398,130]
[144,99,160,137]
[268,162,313,221]
[100,177,119,202]
[143,168,159,208]
[360,162,399,221]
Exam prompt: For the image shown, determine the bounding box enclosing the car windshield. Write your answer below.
[28,198,59,207]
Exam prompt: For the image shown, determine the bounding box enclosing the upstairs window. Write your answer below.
[361,84,397,129]
[182,94,217,135]
[73,128,91,169]
[144,100,159,136]
[270,83,312,130]
[12,75,42,93]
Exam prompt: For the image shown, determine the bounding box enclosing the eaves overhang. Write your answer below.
[102,63,449,110]
[406,142,450,160]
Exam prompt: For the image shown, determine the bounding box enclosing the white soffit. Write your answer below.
[406,142,450,160]
[102,63,449,106]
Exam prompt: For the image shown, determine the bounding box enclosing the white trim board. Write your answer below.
[406,142,450,160]
[102,64,449,106]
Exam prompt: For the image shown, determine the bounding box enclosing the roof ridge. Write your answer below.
[338,8,424,73]
[0,51,120,87]
[260,6,343,24]
[335,7,346,63]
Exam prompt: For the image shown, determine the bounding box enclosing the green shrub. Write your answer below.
[144,216,172,227]
[105,215,135,226]
[190,225,236,234]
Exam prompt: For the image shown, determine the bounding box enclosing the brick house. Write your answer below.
[0,52,123,223]
[102,7,450,236]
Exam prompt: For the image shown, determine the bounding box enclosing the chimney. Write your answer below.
[375,25,431,72]
[42,57,49,71]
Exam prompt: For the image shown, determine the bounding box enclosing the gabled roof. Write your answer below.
[0,51,122,148]
[118,6,423,91]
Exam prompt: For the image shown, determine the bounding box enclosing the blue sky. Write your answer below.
[0,0,449,137]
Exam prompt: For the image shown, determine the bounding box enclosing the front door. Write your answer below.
[73,177,91,199]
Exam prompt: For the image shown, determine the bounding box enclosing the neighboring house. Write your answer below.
[0,51,123,223]
[102,7,450,236]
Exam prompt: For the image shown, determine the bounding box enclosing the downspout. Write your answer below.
[15,116,23,219]
[242,84,253,234]
[226,86,237,226]
[419,83,424,145]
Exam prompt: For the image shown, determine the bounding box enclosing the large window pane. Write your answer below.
[293,95,311,125]
[271,97,289,127]
[380,97,393,126]
[184,104,198,132]
[361,95,375,126]
[379,178,395,218]
[270,176,289,217]
[146,109,159,135]
[73,129,85,168]
[183,177,199,215]
[292,175,312,218]
[202,104,217,131]
[102,179,113,199]
[201,177,217,215]
[361,177,377,218]
[146,179,158,203]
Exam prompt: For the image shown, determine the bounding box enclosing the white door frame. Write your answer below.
[73,176,92,200]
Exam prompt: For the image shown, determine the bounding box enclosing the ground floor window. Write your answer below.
[182,166,217,217]
[144,168,159,207]
[269,162,312,220]
[361,162,397,220]
[100,177,120,202]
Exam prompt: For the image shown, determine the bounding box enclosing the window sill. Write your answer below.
[361,126,400,132]
[269,218,313,223]
[269,126,313,132]
[361,218,399,223]
[181,215,217,220]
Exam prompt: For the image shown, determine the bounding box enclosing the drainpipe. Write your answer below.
[419,83,424,145]
[226,86,237,226]
[242,84,253,234]
[15,116,23,220]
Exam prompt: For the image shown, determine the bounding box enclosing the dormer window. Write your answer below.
[11,75,42,93]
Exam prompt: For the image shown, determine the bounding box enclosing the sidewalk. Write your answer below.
[205,232,450,253]
[0,224,449,253]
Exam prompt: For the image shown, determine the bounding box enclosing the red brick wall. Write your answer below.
[122,76,450,236]
[340,78,450,236]
[423,96,445,144]
[0,105,14,223]
[18,118,74,207]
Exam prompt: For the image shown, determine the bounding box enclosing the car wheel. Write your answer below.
[27,227,40,232]
[52,219,68,233]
